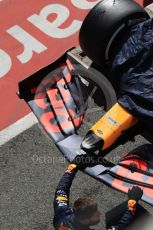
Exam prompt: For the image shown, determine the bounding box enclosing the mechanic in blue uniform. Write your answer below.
[53,163,101,230]
[53,156,143,230]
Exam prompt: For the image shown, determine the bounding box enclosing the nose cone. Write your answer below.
[81,131,104,152]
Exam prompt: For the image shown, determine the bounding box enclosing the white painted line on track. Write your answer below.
[0,112,38,146]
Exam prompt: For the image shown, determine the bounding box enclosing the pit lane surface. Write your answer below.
[1,124,153,230]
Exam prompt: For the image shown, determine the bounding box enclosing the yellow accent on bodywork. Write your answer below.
[90,102,138,150]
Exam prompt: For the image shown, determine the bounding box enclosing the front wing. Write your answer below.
[18,48,153,206]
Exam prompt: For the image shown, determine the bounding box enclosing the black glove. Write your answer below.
[72,153,95,169]
[128,186,143,201]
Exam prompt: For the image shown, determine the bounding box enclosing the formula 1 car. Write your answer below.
[18,0,153,206]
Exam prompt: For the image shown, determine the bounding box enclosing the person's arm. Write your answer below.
[53,164,78,216]
[111,202,136,230]
[111,186,143,230]
[53,153,92,220]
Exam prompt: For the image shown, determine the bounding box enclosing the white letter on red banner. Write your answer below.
[0,49,12,78]
[7,25,47,63]
[27,4,82,38]
[71,0,101,9]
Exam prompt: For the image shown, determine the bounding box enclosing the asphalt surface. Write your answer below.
[1,123,153,230]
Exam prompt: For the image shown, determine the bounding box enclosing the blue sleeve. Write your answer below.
[112,209,134,230]
[53,166,78,216]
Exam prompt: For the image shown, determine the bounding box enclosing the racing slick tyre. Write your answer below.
[79,0,150,67]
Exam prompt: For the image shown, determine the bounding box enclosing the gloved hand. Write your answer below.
[71,153,95,169]
[65,164,78,173]
[128,186,143,202]
[127,186,143,215]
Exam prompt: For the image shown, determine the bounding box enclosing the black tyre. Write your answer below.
[75,65,117,110]
[79,0,150,67]
[72,65,117,136]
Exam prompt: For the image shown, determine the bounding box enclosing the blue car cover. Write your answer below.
[111,18,153,130]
